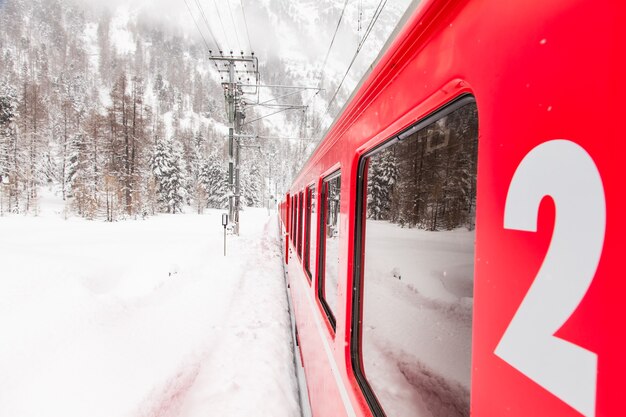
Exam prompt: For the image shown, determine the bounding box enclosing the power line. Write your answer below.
[246,89,308,107]
[301,0,349,138]
[242,107,305,126]
[183,0,212,52]
[358,0,363,35]
[227,0,242,52]
[212,0,232,51]
[192,0,221,51]
[256,104,308,109]
[311,0,389,139]
[361,0,388,46]
[317,0,350,90]
[239,0,253,53]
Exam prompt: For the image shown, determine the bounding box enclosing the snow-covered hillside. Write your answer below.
[0,0,411,220]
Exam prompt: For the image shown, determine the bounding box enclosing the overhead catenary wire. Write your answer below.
[300,0,350,140]
[242,107,305,126]
[191,0,222,52]
[227,0,242,52]
[212,0,232,51]
[361,0,387,47]
[247,89,308,107]
[256,103,308,109]
[358,0,363,35]
[183,0,213,52]
[312,0,389,139]
[317,0,350,90]
[239,0,253,53]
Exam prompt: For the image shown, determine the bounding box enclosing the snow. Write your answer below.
[111,6,137,55]
[361,220,473,417]
[83,22,100,72]
[0,203,300,417]
[99,86,113,108]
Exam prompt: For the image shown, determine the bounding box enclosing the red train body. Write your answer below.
[279,1,626,416]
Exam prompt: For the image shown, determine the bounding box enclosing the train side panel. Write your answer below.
[285,0,626,416]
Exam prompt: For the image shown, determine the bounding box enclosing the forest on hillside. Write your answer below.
[0,0,301,219]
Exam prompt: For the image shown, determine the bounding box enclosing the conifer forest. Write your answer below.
[0,0,301,219]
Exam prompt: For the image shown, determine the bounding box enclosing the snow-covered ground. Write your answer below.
[0,206,300,417]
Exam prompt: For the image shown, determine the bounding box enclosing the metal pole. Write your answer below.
[222,213,228,256]
[233,91,244,235]
[234,137,241,234]
[227,62,235,224]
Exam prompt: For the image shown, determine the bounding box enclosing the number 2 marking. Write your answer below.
[495,140,605,417]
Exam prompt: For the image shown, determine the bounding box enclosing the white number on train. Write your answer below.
[495,139,605,417]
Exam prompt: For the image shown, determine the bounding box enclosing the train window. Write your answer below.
[291,196,296,244]
[304,185,316,281]
[294,196,298,245]
[353,98,478,417]
[298,191,304,258]
[319,172,341,330]
[296,194,300,247]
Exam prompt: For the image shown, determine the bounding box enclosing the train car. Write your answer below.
[280,0,625,416]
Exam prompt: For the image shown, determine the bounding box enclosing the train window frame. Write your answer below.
[298,191,304,259]
[292,195,297,245]
[296,193,300,248]
[290,196,295,244]
[350,94,478,417]
[304,184,316,282]
[318,170,341,333]
[295,194,299,252]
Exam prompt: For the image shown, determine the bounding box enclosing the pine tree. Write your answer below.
[151,138,187,213]
[0,80,18,181]
[167,139,187,213]
[200,152,227,209]
[242,162,262,207]
[0,80,18,214]
[0,0,320,219]
[367,147,397,220]
[189,129,207,212]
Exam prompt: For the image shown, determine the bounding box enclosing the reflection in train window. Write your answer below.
[298,191,304,258]
[357,101,478,417]
[305,186,317,281]
[293,196,297,245]
[319,173,341,330]
[290,196,295,244]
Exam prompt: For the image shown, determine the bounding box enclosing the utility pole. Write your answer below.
[210,54,322,235]
[209,53,259,235]
[228,61,236,229]
[234,110,244,233]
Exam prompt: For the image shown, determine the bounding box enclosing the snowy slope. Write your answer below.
[102,0,413,157]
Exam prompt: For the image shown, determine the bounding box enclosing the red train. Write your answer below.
[279,0,625,416]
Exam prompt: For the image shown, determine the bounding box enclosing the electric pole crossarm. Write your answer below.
[209,55,258,63]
